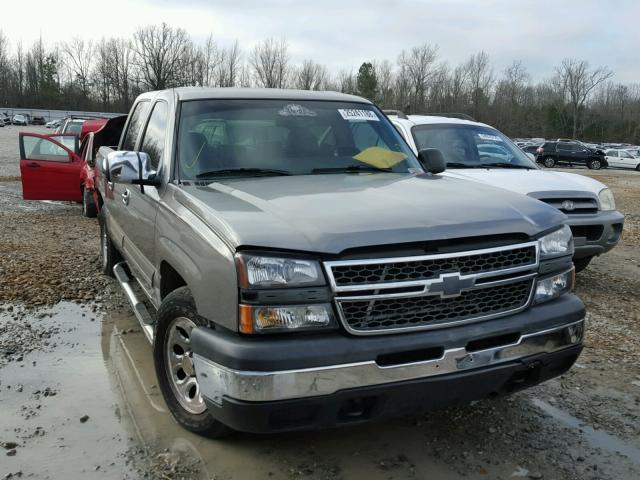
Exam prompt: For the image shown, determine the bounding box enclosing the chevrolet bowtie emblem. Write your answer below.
[427,273,476,298]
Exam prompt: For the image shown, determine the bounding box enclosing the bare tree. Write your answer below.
[464,51,494,120]
[397,43,439,112]
[555,58,613,138]
[249,38,289,88]
[132,23,191,90]
[202,34,222,86]
[337,69,356,94]
[295,59,327,90]
[217,40,242,87]
[374,59,394,108]
[109,39,133,110]
[62,38,94,102]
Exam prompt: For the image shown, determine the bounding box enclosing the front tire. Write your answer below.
[543,156,556,168]
[82,188,98,218]
[99,214,121,277]
[587,159,602,170]
[573,256,592,273]
[154,287,231,438]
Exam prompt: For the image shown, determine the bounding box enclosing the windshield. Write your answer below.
[177,99,419,180]
[411,124,537,169]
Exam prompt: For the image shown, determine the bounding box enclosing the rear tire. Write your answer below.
[99,214,121,277]
[573,256,592,273]
[635,164,640,172]
[587,159,602,170]
[543,157,556,168]
[82,188,98,218]
[154,287,231,438]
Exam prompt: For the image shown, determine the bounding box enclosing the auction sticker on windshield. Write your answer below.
[477,133,502,142]
[338,109,379,121]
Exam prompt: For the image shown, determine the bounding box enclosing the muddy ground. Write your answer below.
[0,128,639,479]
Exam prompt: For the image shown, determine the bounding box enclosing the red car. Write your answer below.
[19,116,127,217]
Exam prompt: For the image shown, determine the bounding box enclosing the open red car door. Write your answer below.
[19,133,83,201]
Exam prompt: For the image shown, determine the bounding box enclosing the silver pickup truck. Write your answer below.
[96,88,585,437]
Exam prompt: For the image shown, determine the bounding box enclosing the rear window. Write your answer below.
[176,99,418,180]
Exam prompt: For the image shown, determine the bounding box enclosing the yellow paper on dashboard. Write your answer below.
[353,147,406,169]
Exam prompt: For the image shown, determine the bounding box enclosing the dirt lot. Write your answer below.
[1,125,639,479]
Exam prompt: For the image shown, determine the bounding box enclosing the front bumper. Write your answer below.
[191,295,585,432]
[566,210,624,259]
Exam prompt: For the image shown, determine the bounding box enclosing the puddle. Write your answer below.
[532,397,640,464]
[3,300,639,479]
[0,302,139,479]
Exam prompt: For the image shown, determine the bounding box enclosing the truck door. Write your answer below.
[19,133,82,201]
[120,100,168,291]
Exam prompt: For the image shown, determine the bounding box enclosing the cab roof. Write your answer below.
[387,113,492,129]
[137,87,372,104]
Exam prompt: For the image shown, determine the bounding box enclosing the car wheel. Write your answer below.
[82,188,98,218]
[99,214,121,277]
[154,287,231,438]
[587,159,602,170]
[573,256,592,273]
[636,164,640,172]
[543,157,556,168]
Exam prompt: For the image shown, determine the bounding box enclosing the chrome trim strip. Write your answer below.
[193,320,583,404]
[323,241,539,293]
[336,272,537,301]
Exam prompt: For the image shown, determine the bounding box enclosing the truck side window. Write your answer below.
[121,101,150,151]
[139,102,169,170]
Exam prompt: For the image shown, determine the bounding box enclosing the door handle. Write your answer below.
[121,189,130,206]
[26,162,40,168]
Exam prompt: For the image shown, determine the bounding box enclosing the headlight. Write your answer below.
[239,304,336,334]
[236,254,324,288]
[534,268,575,304]
[598,188,615,211]
[539,225,573,258]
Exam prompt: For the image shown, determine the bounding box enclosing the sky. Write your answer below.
[2,0,639,83]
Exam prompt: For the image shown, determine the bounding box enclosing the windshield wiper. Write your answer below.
[477,163,532,169]
[196,168,292,178]
[311,164,392,174]
[445,162,479,168]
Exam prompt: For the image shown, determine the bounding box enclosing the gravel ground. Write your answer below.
[0,124,47,178]
[1,156,639,479]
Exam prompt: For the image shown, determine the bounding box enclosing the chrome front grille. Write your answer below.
[325,242,538,335]
[539,197,598,215]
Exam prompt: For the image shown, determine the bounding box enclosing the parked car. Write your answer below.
[624,148,640,158]
[31,116,46,125]
[521,144,540,155]
[604,149,640,171]
[45,119,61,129]
[55,116,111,141]
[387,112,624,272]
[70,88,587,437]
[535,141,607,169]
[18,116,121,215]
[12,114,28,126]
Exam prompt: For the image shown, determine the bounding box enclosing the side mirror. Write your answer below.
[418,148,446,174]
[106,151,160,187]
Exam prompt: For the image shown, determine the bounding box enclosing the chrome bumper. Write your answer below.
[193,320,584,404]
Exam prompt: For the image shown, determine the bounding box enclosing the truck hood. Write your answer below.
[178,173,566,254]
[443,169,607,196]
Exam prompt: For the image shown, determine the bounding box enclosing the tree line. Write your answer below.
[0,23,638,142]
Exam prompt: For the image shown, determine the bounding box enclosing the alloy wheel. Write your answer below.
[165,317,206,414]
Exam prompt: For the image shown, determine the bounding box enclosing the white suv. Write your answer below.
[388,112,625,272]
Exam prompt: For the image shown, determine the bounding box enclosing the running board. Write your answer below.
[113,262,155,344]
